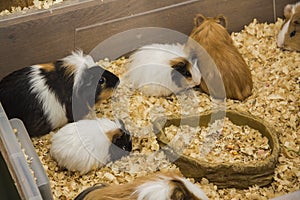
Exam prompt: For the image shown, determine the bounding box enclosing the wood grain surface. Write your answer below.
[0,0,298,79]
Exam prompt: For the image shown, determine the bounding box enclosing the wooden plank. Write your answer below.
[0,0,185,79]
[75,0,276,56]
[0,0,295,79]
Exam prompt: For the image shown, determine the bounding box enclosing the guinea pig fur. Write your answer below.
[75,171,209,200]
[50,118,132,175]
[186,14,253,101]
[124,43,201,97]
[0,50,119,137]
[277,2,300,51]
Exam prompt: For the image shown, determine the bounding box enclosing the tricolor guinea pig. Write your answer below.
[50,118,132,175]
[74,171,209,200]
[277,2,300,51]
[0,51,119,137]
[124,43,201,97]
[186,14,253,101]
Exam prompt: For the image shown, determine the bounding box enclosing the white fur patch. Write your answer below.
[277,19,290,48]
[177,177,209,200]
[29,66,68,129]
[135,177,171,200]
[134,175,209,200]
[50,118,121,174]
[124,43,201,96]
[62,50,96,88]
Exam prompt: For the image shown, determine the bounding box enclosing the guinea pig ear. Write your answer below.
[215,14,227,28]
[292,16,300,26]
[194,14,206,27]
[284,4,293,19]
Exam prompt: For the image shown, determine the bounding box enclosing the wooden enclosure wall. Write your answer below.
[0,0,298,79]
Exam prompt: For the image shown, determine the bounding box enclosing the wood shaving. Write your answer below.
[164,117,271,163]
[31,18,299,199]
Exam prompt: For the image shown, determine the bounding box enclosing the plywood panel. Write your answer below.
[0,0,185,78]
[0,0,295,79]
[75,0,276,57]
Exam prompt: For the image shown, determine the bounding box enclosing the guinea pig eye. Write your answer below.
[290,30,296,37]
[98,77,106,85]
[185,71,192,77]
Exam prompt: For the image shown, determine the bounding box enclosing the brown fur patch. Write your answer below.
[82,171,184,200]
[169,57,194,86]
[283,12,300,51]
[97,88,114,102]
[62,63,77,77]
[105,129,123,143]
[169,180,202,200]
[169,57,190,70]
[38,63,55,72]
[187,14,253,100]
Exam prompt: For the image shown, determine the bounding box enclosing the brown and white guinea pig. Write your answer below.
[74,171,209,200]
[124,43,201,97]
[0,50,119,137]
[50,118,132,175]
[185,14,253,101]
[277,2,300,51]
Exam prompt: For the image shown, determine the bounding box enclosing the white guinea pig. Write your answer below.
[50,118,132,174]
[0,50,119,137]
[277,2,300,51]
[124,43,201,97]
[75,171,209,200]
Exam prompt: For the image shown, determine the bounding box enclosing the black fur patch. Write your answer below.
[171,61,191,88]
[109,123,132,161]
[72,66,119,121]
[0,67,52,136]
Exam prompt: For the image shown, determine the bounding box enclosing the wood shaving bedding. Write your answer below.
[164,117,271,163]
[31,18,299,199]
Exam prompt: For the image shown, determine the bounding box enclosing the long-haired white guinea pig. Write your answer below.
[50,118,132,174]
[124,43,201,97]
[75,171,209,200]
[0,50,119,137]
[277,1,300,51]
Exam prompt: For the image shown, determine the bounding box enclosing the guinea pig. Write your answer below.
[0,50,119,137]
[277,2,300,51]
[124,43,201,97]
[185,14,253,101]
[74,171,209,200]
[50,118,132,174]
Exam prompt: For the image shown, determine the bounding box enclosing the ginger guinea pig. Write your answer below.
[124,43,201,97]
[75,171,209,200]
[186,14,253,101]
[0,51,119,137]
[50,118,132,175]
[277,2,300,51]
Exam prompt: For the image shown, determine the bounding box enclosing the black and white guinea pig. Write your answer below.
[124,43,201,97]
[0,50,119,137]
[277,1,300,51]
[75,171,209,200]
[50,118,132,175]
